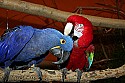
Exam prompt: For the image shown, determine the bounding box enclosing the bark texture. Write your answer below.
[0,64,125,82]
[0,0,125,29]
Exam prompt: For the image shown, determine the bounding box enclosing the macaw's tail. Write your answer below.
[86,44,95,70]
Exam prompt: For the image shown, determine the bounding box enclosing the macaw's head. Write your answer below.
[50,35,73,65]
[64,15,93,40]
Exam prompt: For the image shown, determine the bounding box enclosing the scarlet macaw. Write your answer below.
[61,15,94,82]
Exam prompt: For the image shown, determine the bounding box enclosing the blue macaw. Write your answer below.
[0,25,73,82]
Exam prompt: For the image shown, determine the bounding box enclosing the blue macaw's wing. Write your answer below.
[13,28,61,62]
[0,26,34,63]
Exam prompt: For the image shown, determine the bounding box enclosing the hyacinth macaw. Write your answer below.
[0,25,73,82]
[58,15,94,82]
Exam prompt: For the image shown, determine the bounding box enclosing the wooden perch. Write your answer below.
[0,64,125,82]
[0,0,125,29]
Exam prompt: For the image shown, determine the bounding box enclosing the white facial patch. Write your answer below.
[74,24,84,38]
[64,23,73,36]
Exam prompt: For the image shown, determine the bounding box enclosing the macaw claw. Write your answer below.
[31,65,42,83]
[61,68,68,82]
[3,67,12,83]
[75,69,83,83]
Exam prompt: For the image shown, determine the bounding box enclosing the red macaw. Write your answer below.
[62,15,95,82]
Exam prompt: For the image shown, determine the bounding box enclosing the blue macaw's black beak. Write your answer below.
[50,46,70,65]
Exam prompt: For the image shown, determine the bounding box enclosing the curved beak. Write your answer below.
[50,46,70,65]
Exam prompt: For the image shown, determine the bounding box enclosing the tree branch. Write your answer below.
[0,64,125,82]
[0,0,125,29]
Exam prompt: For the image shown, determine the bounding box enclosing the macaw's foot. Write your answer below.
[31,64,42,83]
[3,67,12,83]
[61,68,68,82]
[75,69,83,83]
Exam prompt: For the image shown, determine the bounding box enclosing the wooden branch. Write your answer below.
[0,0,125,29]
[0,64,125,82]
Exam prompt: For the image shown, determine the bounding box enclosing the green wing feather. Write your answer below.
[86,52,94,70]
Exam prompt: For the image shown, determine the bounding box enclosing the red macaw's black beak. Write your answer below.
[49,46,70,65]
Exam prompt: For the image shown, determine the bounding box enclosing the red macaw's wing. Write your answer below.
[0,26,34,63]
[66,47,89,71]
[86,44,95,70]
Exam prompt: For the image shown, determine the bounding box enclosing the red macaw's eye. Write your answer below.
[60,39,66,44]
[74,23,84,38]
[74,23,84,33]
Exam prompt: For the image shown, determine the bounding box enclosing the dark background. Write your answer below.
[0,0,125,82]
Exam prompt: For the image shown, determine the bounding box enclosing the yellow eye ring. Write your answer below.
[60,39,66,44]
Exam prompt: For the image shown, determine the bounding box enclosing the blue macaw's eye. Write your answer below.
[60,39,66,44]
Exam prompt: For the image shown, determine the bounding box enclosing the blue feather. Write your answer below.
[0,26,34,63]
[0,26,73,68]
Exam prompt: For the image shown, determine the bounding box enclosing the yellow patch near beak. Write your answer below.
[51,46,61,50]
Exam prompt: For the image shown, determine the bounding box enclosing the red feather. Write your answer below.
[66,46,89,71]
[65,15,94,71]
